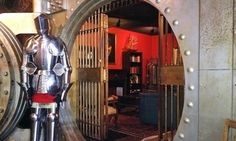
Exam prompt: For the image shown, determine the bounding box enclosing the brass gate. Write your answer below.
[75,9,108,140]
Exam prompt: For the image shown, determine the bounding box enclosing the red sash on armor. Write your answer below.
[32,93,56,103]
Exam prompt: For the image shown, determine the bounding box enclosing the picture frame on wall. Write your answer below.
[108,32,116,64]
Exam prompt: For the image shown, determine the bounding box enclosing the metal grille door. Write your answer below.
[76,10,108,140]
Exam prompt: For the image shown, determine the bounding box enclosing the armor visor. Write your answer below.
[34,14,49,35]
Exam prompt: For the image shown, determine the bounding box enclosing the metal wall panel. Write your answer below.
[233,1,236,140]
[200,0,234,141]
[234,0,236,70]
[199,70,232,141]
[232,70,236,140]
[200,0,233,69]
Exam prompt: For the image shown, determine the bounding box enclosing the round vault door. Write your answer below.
[0,22,26,141]
[60,0,199,141]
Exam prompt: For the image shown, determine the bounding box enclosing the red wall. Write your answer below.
[108,27,177,84]
[108,27,153,84]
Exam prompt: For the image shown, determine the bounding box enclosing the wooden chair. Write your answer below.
[222,119,236,141]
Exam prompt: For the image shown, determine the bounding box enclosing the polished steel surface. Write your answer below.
[21,18,71,96]
[19,14,72,141]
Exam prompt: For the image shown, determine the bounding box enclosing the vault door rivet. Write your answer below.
[165,7,171,13]
[173,20,179,26]
[179,133,185,139]
[188,85,195,91]
[184,118,190,123]
[187,67,194,73]
[4,90,8,95]
[184,50,191,56]
[4,72,8,76]
[179,34,186,40]
[188,102,194,107]
[0,108,4,113]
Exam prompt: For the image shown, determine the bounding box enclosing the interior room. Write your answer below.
[71,1,185,140]
[105,1,184,140]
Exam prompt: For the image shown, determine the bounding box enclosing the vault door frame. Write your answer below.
[60,0,199,141]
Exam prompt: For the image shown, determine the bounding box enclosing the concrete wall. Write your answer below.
[199,0,235,141]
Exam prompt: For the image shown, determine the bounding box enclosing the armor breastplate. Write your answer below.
[25,35,65,94]
[34,36,62,71]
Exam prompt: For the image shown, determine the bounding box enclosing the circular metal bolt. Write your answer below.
[0,108,4,113]
[173,20,179,26]
[156,0,161,3]
[187,67,194,73]
[184,50,191,56]
[188,102,194,108]
[4,72,8,76]
[184,117,190,123]
[164,7,171,14]
[4,90,8,95]
[179,34,186,40]
[70,8,74,11]
[188,85,195,91]
[179,133,185,139]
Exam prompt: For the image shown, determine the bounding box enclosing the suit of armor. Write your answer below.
[20,14,72,141]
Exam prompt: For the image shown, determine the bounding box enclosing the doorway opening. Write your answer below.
[70,0,185,140]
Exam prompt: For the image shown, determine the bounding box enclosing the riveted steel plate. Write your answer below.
[60,0,199,141]
[0,22,26,141]
[199,70,232,141]
[200,0,233,70]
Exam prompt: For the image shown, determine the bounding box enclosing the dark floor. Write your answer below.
[87,113,158,141]
[85,107,159,141]
[105,130,141,141]
[85,110,159,141]
[108,112,158,140]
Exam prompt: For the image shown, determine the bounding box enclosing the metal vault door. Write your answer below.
[76,11,108,140]
[0,22,26,141]
[61,0,199,141]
